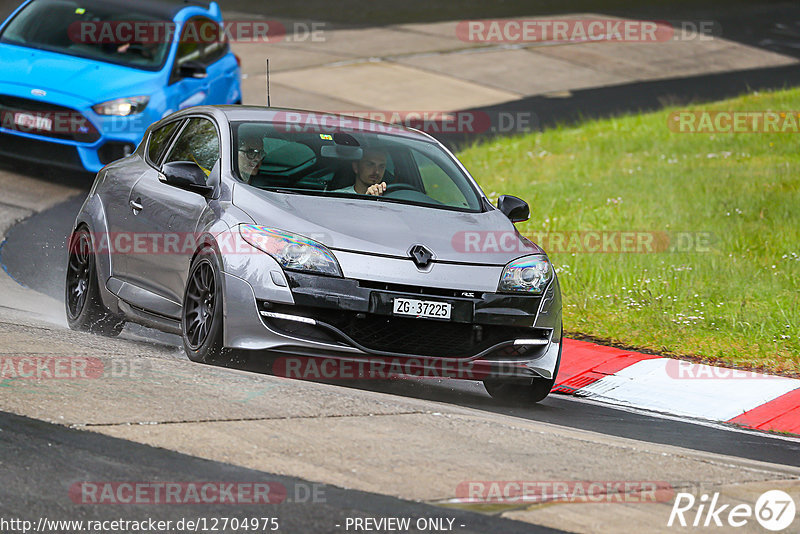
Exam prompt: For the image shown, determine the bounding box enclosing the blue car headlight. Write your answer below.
[93,96,149,116]
[239,224,342,277]
[498,255,553,294]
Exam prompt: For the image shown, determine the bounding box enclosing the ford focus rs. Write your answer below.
[66,106,562,402]
[0,0,241,172]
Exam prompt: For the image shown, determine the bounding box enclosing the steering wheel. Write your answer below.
[384,183,417,195]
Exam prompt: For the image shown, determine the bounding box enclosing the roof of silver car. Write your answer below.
[211,105,438,142]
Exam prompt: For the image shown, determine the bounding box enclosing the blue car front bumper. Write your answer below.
[0,84,162,172]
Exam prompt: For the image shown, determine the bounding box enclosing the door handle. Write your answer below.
[130,198,143,212]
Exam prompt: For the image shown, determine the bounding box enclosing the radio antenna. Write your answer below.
[266,58,271,107]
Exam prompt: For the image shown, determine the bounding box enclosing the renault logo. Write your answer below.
[409,245,433,269]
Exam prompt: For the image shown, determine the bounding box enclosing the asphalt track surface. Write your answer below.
[2,194,800,470]
[0,411,566,534]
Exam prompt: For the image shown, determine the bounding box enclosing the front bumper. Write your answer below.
[221,268,562,380]
[0,88,159,172]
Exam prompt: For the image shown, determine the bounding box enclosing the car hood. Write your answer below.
[233,186,544,265]
[0,43,160,103]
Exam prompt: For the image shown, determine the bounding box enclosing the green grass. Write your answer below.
[458,88,800,376]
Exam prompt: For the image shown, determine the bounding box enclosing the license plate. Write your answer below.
[14,112,52,131]
[393,298,451,320]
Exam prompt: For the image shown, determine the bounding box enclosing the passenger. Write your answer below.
[237,131,265,183]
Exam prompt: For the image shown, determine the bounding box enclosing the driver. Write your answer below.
[337,148,387,196]
[116,40,160,60]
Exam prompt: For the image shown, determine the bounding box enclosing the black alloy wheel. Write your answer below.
[65,227,124,336]
[182,250,230,364]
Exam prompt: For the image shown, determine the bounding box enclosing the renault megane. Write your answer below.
[65,106,562,402]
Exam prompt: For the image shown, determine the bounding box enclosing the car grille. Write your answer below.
[357,280,484,299]
[0,94,100,143]
[0,132,84,170]
[261,303,546,358]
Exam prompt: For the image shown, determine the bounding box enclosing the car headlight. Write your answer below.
[239,225,342,277]
[93,96,149,116]
[498,255,553,294]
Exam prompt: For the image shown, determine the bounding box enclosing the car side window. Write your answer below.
[202,20,229,65]
[412,151,470,207]
[163,118,219,175]
[173,17,228,73]
[147,121,181,165]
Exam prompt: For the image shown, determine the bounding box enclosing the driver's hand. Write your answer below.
[366,182,387,196]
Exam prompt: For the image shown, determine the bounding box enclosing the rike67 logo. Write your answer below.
[668,490,796,531]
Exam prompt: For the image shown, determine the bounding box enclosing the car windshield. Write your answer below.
[232,121,484,212]
[0,0,171,70]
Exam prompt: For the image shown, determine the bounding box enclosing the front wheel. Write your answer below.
[182,249,228,364]
[65,227,125,336]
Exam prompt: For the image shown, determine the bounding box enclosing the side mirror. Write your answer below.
[161,161,214,197]
[497,195,530,223]
[205,160,221,200]
[179,60,207,79]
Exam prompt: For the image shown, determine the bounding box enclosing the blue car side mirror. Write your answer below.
[179,60,208,79]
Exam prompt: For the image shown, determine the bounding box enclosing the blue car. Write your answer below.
[0,0,241,172]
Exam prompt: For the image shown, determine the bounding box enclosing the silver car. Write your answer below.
[65,106,562,402]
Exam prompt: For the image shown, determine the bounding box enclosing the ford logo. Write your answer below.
[31,89,47,97]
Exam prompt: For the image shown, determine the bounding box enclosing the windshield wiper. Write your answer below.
[261,187,301,194]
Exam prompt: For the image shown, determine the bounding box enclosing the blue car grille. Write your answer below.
[0,132,83,170]
[0,95,100,143]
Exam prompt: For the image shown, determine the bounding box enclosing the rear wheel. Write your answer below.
[483,328,562,404]
[65,228,125,336]
[182,250,228,364]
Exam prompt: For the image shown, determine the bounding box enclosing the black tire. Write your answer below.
[483,327,563,404]
[182,249,228,364]
[65,227,125,336]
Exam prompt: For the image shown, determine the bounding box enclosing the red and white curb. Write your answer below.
[555,339,800,436]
